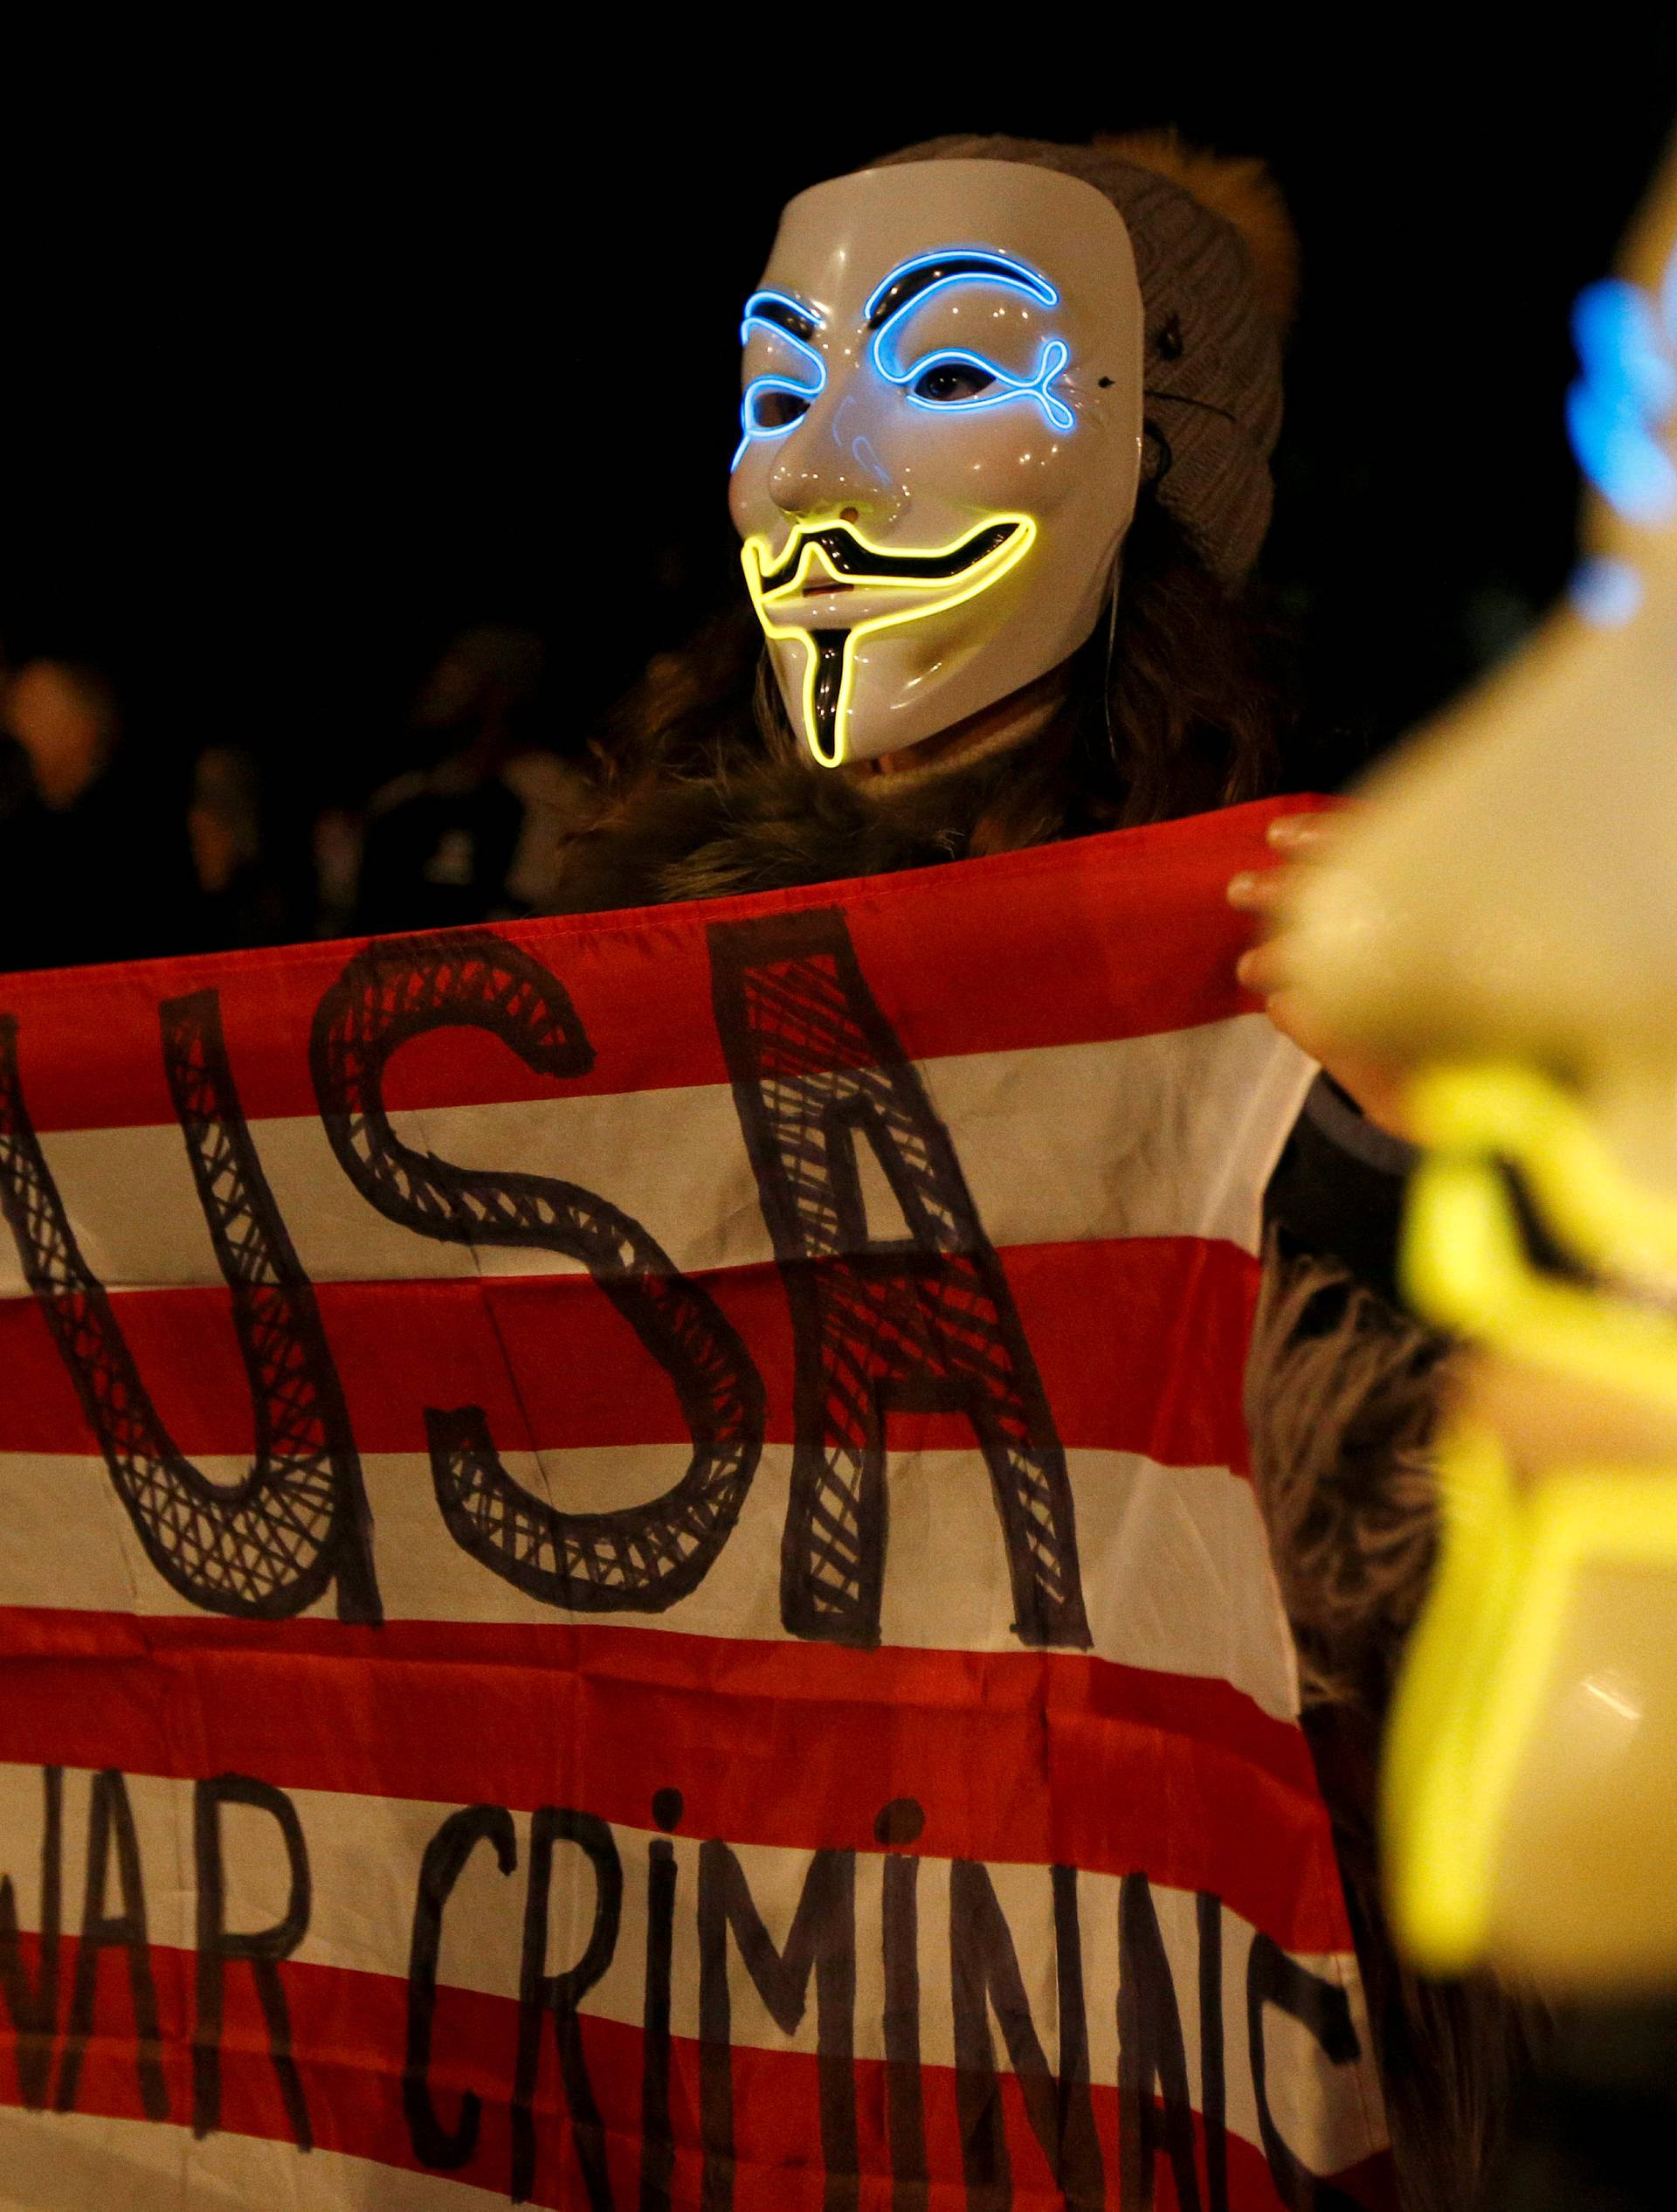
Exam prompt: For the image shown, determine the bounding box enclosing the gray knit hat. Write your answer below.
[873,133,1299,589]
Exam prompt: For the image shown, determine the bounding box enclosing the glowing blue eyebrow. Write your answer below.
[863,250,1059,329]
[864,250,1073,433]
[740,312,825,382]
[742,289,824,346]
[747,287,823,327]
[733,289,827,473]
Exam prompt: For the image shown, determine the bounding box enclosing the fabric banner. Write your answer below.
[0,798,1390,2209]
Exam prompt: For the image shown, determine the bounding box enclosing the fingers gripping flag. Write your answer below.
[0,803,1391,2209]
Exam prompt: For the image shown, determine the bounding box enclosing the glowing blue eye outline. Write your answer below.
[865,250,1073,433]
[1561,240,1675,627]
[741,375,820,435]
[733,290,826,472]
[890,339,1075,433]
[1565,254,1677,526]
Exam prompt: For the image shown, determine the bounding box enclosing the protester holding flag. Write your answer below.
[556,130,1535,2207]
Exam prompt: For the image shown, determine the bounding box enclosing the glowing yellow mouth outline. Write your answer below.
[740,513,1037,767]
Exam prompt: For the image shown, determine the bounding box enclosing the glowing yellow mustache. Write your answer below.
[741,515,1037,767]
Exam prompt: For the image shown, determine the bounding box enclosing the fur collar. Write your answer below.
[553,744,1070,914]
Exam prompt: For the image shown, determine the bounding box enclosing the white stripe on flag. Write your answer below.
[0,1018,1313,1296]
[0,1444,1300,1717]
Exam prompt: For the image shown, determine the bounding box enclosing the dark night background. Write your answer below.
[1,49,1673,937]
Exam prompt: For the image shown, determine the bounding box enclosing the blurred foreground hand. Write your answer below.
[1226,809,1414,1140]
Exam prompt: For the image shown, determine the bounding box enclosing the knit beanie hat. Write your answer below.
[873,132,1300,589]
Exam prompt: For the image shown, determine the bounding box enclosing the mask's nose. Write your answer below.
[767,384,903,528]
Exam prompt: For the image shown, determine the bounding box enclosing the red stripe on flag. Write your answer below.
[1,1939,1391,2210]
[0,1235,1259,1470]
[0,1610,1347,1950]
[0,800,1315,1133]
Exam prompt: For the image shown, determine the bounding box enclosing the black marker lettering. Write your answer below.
[0,997,379,1622]
[55,1770,166,2122]
[512,1808,622,2208]
[949,1857,1103,2209]
[708,910,1087,1650]
[313,936,764,1614]
[877,1799,927,2211]
[405,1803,517,2169]
[192,1774,312,2149]
[1246,1932,1362,2210]
[1117,1872,1200,2212]
[1197,1892,1228,2212]
[698,1839,858,2212]
[639,1787,686,2212]
[0,1767,61,2109]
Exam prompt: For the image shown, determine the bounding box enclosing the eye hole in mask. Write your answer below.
[911,362,999,403]
[867,250,1075,433]
[747,385,815,432]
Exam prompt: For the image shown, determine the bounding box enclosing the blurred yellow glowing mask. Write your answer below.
[1287,146,1677,1991]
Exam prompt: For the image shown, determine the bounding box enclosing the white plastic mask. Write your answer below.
[728,160,1145,767]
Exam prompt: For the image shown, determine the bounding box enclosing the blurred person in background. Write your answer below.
[0,656,202,969]
[188,743,297,950]
[349,621,593,934]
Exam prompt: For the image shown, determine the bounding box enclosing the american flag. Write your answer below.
[0,798,1390,2209]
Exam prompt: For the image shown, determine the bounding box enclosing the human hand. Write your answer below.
[1227,810,1415,1140]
